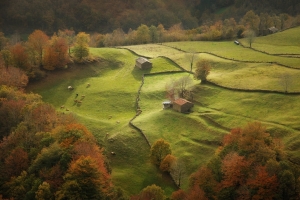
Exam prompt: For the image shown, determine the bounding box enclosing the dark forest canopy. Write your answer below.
[0,0,299,34]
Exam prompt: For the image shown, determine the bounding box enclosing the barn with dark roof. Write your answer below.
[135,57,152,69]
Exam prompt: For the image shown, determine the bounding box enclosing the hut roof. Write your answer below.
[136,57,151,64]
[268,26,278,33]
[173,98,192,106]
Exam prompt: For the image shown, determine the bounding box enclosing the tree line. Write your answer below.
[0,29,92,87]
[0,0,299,34]
[0,9,299,87]
[87,10,300,47]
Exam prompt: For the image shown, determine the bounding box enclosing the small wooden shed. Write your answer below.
[135,57,152,69]
[268,26,278,34]
[172,98,193,113]
[162,101,172,109]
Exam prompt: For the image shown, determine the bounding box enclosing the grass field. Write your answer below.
[240,26,300,55]
[125,44,300,92]
[27,48,180,196]
[27,27,300,196]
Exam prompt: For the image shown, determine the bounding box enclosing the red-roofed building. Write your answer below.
[172,98,193,113]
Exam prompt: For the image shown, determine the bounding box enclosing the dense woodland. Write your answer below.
[0,0,300,34]
[1,0,300,199]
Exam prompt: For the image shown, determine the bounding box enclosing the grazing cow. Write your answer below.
[68,86,73,90]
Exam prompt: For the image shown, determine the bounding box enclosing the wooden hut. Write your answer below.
[135,57,152,69]
[268,26,278,34]
[172,98,193,113]
[162,101,172,109]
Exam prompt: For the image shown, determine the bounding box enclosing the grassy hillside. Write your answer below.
[27,48,182,196]
[27,27,300,195]
[243,26,300,55]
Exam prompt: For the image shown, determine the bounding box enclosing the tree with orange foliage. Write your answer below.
[160,154,176,172]
[4,147,29,177]
[39,164,64,190]
[0,66,28,88]
[10,43,30,71]
[43,34,69,70]
[171,189,186,200]
[220,152,251,188]
[27,30,49,68]
[185,185,208,200]
[55,156,110,200]
[189,167,218,199]
[186,122,289,199]
[55,123,95,148]
[150,139,172,166]
[247,166,278,200]
[58,29,75,56]
[194,59,211,84]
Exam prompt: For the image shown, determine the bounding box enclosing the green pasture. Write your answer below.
[27,28,300,196]
[209,61,300,92]
[133,73,228,188]
[240,26,300,55]
[162,41,300,69]
[125,44,300,92]
[193,83,300,163]
[132,70,300,188]
[27,47,181,196]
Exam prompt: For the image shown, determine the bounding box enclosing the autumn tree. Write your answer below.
[10,43,30,71]
[186,122,290,199]
[194,59,211,83]
[136,24,150,44]
[55,156,109,200]
[1,49,12,69]
[35,181,53,200]
[58,29,75,56]
[160,154,176,172]
[4,147,29,177]
[189,167,217,199]
[43,34,69,70]
[72,32,90,62]
[138,184,166,200]
[157,24,166,43]
[0,32,8,50]
[27,30,49,68]
[171,189,186,200]
[0,66,28,88]
[241,10,260,34]
[4,171,28,199]
[0,98,26,139]
[222,18,237,39]
[247,166,278,200]
[150,139,172,166]
[103,28,126,47]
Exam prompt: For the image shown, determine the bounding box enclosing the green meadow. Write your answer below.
[27,27,300,195]
[242,26,300,55]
